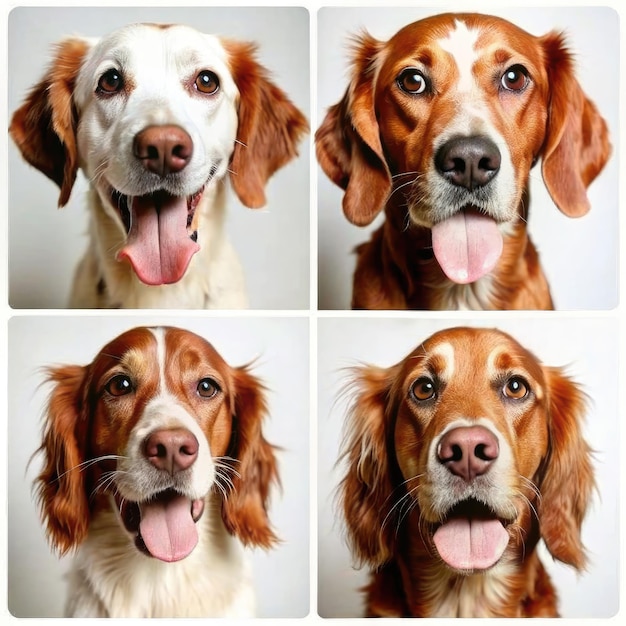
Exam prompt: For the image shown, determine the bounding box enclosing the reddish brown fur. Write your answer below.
[35,326,278,554]
[224,39,309,208]
[339,327,594,617]
[316,13,611,310]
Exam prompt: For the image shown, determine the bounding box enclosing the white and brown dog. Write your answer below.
[10,23,308,308]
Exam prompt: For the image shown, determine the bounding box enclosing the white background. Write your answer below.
[318,316,620,618]
[7,6,310,310]
[7,316,310,618]
[317,6,620,310]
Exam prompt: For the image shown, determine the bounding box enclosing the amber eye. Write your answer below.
[410,377,437,401]
[97,68,124,94]
[397,68,428,95]
[105,374,133,397]
[500,64,529,92]
[197,377,220,398]
[195,70,220,95]
[503,376,529,400]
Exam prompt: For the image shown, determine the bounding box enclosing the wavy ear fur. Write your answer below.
[339,364,400,567]
[221,365,279,548]
[35,365,90,555]
[538,366,595,570]
[540,32,611,217]
[9,38,91,207]
[224,40,309,209]
[315,32,391,226]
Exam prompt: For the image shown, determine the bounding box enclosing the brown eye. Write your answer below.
[197,377,220,398]
[105,374,133,397]
[503,376,529,400]
[410,377,437,402]
[397,68,428,95]
[97,68,124,94]
[195,70,220,95]
[500,65,529,92]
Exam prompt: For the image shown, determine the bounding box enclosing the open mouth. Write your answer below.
[107,180,210,286]
[431,498,513,572]
[116,489,205,563]
[430,206,504,285]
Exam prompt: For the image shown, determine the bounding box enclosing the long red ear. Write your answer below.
[221,366,279,548]
[223,40,309,209]
[540,32,611,217]
[538,367,595,570]
[9,37,90,207]
[339,364,398,567]
[315,32,391,226]
[35,365,90,555]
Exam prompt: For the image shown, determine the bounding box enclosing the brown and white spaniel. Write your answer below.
[339,326,594,617]
[316,13,611,310]
[34,326,278,617]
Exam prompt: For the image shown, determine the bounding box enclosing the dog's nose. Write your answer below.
[144,428,199,475]
[435,135,501,190]
[437,425,499,482]
[133,125,193,176]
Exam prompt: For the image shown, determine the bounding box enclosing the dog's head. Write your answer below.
[10,23,308,286]
[316,13,610,284]
[340,327,594,574]
[35,326,278,561]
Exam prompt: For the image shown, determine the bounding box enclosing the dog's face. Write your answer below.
[10,23,308,287]
[316,13,610,284]
[340,327,594,574]
[36,326,278,561]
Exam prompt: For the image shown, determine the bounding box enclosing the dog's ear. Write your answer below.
[221,365,279,548]
[540,32,611,217]
[339,363,399,567]
[35,365,91,555]
[9,37,91,207]
[537,366,595,570]
[223,40,308,209]
[316,32,391,227]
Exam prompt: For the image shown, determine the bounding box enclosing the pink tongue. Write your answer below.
[433,518,509,571]
[117,194,199,286]
[139,495,198,562]
[431,209,503,284]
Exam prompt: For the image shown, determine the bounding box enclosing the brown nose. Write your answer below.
[437,425,499,482]
[144,428,199,475]
[133,125,193,176]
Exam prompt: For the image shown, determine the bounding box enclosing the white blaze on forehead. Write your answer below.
[149,327,167,392]
[438,20,480,93]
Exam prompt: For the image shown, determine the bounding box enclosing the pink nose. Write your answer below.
[144,428,199,475]
[437,426,499,482]
[133,125,193,176]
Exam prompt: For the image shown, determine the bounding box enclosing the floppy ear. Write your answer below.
[35,365,90,555]
[537,367,595,570]
[315,32,391,226]
[223,40,309,209]
[9,37,91,207]
[221,365,279,548]
[540,32,611,217]
[339,364,399,567]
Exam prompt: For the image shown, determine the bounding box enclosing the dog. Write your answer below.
[316,13,611,310]
[339,326,594,617]
[10,23,308,308]
[34,326,278,617]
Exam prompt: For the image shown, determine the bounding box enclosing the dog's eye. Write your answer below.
[197,377,220,398]
[195,70,220,95]
[410,377,437,401]
[500,65,529,92]
[503,376,529,400]
[97,69,124,94]
[397,68,428,95]
[105,374,133,396]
